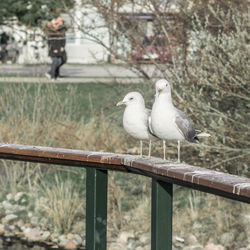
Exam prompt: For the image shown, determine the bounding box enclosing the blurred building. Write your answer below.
[0,1,179,64]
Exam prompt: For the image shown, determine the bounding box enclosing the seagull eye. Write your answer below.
[129,97,134,100]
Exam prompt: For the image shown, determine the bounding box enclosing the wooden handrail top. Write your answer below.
[0,143,249,203]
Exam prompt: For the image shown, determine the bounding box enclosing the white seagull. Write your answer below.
[117,92,158,158]
[151,79,210,162]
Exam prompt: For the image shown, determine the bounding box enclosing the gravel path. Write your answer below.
[0,64,164,83]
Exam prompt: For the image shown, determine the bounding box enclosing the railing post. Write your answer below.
[86,168,108,250]
[151,179,173,250]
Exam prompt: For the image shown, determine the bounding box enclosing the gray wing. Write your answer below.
[175,109,198,143]
[146,108,159,139]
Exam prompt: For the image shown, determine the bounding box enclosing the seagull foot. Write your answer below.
[155,159,171,164]
[174,160,186,164]
[133,155,145,160]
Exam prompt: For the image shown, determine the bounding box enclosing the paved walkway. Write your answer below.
[0,64,163,83]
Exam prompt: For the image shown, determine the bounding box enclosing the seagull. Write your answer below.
[151,79,210,162]
[116,92,158,158]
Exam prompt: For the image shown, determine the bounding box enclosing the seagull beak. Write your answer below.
[116,100,125,106]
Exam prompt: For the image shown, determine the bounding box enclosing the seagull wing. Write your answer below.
[175,109,199,143]
[146,108,159,139]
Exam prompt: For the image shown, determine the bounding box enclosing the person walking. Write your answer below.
[44,16,67,80]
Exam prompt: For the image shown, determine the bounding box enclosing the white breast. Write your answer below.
[151,99,184,141]
[123,106,150,140]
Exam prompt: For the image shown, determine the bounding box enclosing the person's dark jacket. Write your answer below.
[46,25,66,57]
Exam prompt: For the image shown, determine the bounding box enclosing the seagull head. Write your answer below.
[116,92,145,107]
[155,79,171,97]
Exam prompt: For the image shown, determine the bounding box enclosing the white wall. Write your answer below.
[66,43,107,63]
[63,4,109,63]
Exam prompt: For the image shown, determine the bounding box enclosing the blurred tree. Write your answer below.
[76,0,249,173]
[0,0,74,27]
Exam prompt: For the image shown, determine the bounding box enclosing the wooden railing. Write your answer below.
[0,143,249,250]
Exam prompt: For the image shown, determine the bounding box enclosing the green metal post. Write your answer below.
[151,179,173,250]
[86,168,108,250]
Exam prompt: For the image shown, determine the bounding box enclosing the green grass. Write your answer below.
[0,80,157,134]
[0,81,125,121]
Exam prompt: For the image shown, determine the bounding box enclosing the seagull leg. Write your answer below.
[163,140,166,160]
[177,140,181,163]
[139,140,143,158]
[147,140,152,159]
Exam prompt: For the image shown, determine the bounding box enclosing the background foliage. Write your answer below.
[0,0,73,27]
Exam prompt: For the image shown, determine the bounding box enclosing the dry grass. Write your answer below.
[38,173,84,234]
[173,188,250,248]
[0,160,42,196]
[0,82,128,151]
[0,82,248,247]
[0,82,130,234]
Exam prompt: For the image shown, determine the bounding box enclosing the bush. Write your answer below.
[171,4,249,174]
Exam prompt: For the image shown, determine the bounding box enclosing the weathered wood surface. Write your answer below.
[0,143,249,203]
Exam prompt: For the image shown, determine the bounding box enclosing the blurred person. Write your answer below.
[44,16,67,80]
